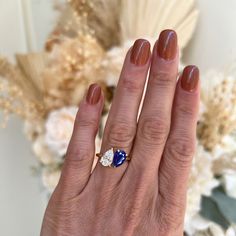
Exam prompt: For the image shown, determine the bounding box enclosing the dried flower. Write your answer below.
[68,0,121,49]
[0,56,46,124]
[198,70,236,151]
[43,34,106,110]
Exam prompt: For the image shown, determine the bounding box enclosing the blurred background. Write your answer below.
[1,0,236,235]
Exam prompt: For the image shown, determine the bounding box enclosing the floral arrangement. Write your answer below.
[0,0,236,235]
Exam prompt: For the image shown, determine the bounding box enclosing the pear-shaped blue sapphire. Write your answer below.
[112,149,127,168]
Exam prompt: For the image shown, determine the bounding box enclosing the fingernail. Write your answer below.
[86,84,102,105]
[157,29,177,60]
[130,39,151,66]
[181,66,199,92]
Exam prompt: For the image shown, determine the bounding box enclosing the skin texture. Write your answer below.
[41,30,200,236]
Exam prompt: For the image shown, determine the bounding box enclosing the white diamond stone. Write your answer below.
[100,148,114,167]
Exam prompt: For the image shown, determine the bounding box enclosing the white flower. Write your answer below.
[201,69,236,104]
[199,100,207,120]
[227,227,236,236]
[33,135,59,165]
[186,214,222,235]
[213,135,236,160]
[102,42,131,86]
[222,170,236,198]
[185,144,219,233]
[42,169,61,193]
[186,214,236,236]
[45,106,78,156]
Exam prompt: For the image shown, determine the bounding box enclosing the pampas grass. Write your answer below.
[68,0,121,49]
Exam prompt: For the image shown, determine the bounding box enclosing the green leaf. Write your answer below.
[211,186,236,223]
[200,196,230,229]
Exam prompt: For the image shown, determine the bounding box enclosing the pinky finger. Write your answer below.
[158,66,200,223]
[55,84,104,200]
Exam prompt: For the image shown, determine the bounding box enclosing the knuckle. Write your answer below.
[78,118,98,129]
[121,74,143,93]
[106,122,136,147]
[177,102,196,118]
[166,137,196,168]
[151,71,176,88]
[66,147,90,165]
[139,117,170,146]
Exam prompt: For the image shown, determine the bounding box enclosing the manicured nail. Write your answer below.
[181,66,199,92]
[86,84,102,105]
[157,29,177,60]
[130,39,151,66]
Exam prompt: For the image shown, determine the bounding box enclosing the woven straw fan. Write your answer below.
[120,0,199,50]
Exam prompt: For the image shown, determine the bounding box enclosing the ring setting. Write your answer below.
[96,148,130,168]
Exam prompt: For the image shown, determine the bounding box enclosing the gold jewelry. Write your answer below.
[96,148,130,168]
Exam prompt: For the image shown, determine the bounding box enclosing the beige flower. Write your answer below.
[33,135,59,165]
[198,69,236,151]
[42,169,61,193]
[45,106,78,156]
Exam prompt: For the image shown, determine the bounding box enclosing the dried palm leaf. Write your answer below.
[120,0,199,49]
[16,53,48,93]
[0,56,42,103]
[0,57,45,122]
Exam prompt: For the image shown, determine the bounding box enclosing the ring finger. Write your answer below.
[92,39,151,185]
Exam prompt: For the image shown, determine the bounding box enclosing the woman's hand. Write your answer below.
[41,30,200,236]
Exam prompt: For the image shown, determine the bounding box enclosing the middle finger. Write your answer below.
[129,30,179,173]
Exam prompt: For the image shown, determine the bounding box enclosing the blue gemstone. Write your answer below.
[112,149,127,168]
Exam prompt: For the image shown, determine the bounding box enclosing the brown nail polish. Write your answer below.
[130,39,151,66]
[86,84,102,105]
[181,66,199,92]
[157,29,177,60]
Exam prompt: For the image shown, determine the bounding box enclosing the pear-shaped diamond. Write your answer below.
[100,148,114,167]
